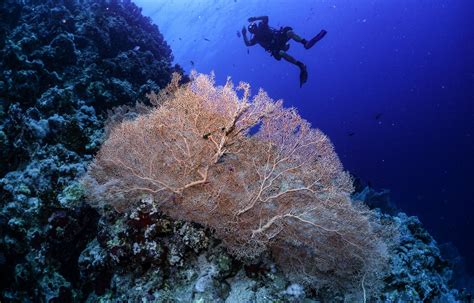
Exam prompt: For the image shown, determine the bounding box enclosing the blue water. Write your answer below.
[135,0,474,271]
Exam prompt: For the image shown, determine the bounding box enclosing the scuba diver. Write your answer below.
[242,16,327,87]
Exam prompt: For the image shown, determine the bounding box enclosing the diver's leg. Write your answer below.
[278,51,308,87]
[287,29,327,49]
[286,30,306,44]
[304,29,327,49]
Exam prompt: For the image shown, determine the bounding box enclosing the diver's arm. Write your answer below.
[248,16,268,25]
[242,26,256,46]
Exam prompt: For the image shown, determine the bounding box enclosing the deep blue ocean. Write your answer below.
[135,0,474,272]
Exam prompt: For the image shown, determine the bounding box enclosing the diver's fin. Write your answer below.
[304,29,327,49]
[298,62,308,87]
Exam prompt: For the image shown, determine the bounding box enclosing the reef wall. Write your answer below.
[0,0,177,300]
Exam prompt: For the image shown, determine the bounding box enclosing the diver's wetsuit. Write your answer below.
[250,22,293,60]
[242,16,327,87]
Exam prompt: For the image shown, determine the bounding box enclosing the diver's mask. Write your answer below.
[248,22,258,34]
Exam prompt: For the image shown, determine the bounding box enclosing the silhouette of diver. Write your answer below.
[242,16,327,87]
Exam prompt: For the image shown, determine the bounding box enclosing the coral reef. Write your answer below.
[76,198,304,302]
[382,213,459,301]
[0,0,470,302]
[63,194,471,302]
[0,0,177,300]
[83,72,394,298]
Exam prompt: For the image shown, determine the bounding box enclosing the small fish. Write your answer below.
[179,37,182,40]
[375,113,383,120]
[203,38,210,42]
[190,60,194,66]
[133,46,140,51]
[348,132,355,137]
[236,31,241,38]
[247,49,249,54]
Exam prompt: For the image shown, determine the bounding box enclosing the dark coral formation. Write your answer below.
[383,213,457,301]
[0,0,471,302]
[0,0,178,300]
[0,0,178,176]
